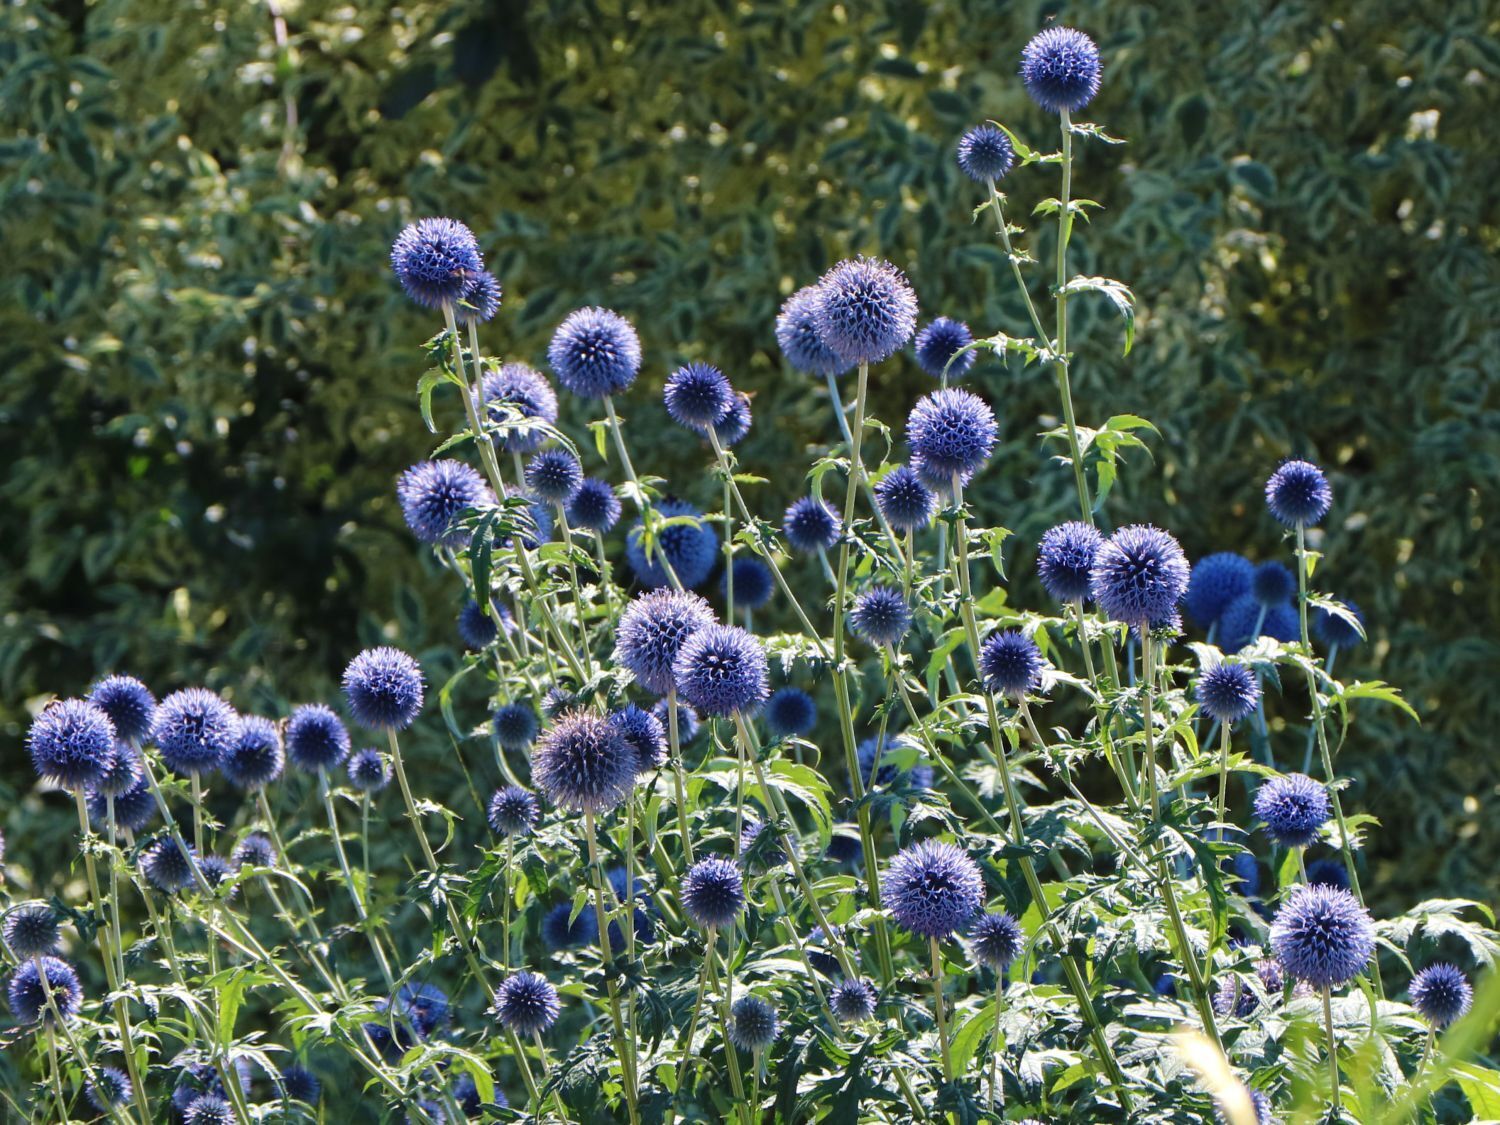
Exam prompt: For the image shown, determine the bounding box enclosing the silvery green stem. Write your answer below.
[102,796,153,1125]
[1324,984,1342,1112]
[666,688,695,868]
[713,932,751,1125]
[319,771,394,989]
[930,938,955,1086]
[1054,108,1094,524]
[583,807,640,1125]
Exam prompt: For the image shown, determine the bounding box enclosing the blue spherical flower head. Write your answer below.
[91,778,157,834]
[89,675,157,742]
[885,840,983,940]
[971,911,1024,969]
[232,832,276,869]
[455,270,501,326]
[1410,964,1473,1029]
[609,704,669,773]
[391,217,483,309]
[8,956,82,1023]
[783,496,841,553]
[184,1094,235,1125]
[1185,552,1255,629]
[481,363,559,455]
[488,785,540,836]
[154,689,239,776]
[857,734,933,793]
[672,624,770,717]
[277,1065,320,1104]
[764,688,816,738]
[1266,459,1332,527]
[394,982,451,1039]
[682,857,745,929]
[450,1073,483,1115]
[615,590,718,696]
[347,748,391,793]
[542,901,598,949]
[825,827,862,866]
[739,816,787,870]
[830,978,877,1022]
[729,995,778,1051]
[1315,600,1364,650]
[906,388,998,483]
[4,903,60,958]
[914,317,976,380]
[533,710,636,813]
[397,459,493,547]
[1253,773,1330,848]
[286,703,351,772]
[1271,884,1375,988]
[1219,594,1271,651]
[343,648,425,731]
[979,631,1044,699]
[1089,524,1190,629]
[814,257,919,365]
[655,697,701,742]
[1306,857,1349,891]
[28,698,117,790]
[458,599,507,651]
[956,123,1016,183]
[196,855,238,900]
[567,477,622,532]
[874,464,937,533]
[548,306,642,399]
[625,498,719,589]
[1195,663,1261,724]
[542,687,578,718]
[1037,521,1104,603]
[489,704,538,755]
[723,556,774,611]
[222,716,284,790]
[1020,27,1102,114]
[665,361,734,429]
[525,449,583,505]
[1252,561,1296,606]
[911,451,972,498]
[702,392,752,447]
[850,585,912,646]
[91,739,143,798]
[776,285,851,378]
[87,1067,133,1114]
[493,971,560,1036]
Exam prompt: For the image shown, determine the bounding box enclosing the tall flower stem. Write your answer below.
[583,807,640,1125]
[319,772,395,989]
[36,966,123,1125]
[666,689,695,868]
[1214,721,1233,828]
[1053,108,1093,524]
[711,932,751,1125]
[930,938,955,1086]
[555,501,595,673]
[671,934,715,1114]
[1323,984,1342,1112]
[988,975,1006,1115]
[44,1027,69,1122]
[819,374,905,557]
[101,798,153,1125]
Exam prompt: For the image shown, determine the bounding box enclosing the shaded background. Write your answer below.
[2,0,1496,913]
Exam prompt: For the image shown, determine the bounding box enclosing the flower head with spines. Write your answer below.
[458,600,505,651]
[1186,552,1255,628]
[481,363,559,455]
[88,675,157,742]
[906,388,998,483]
[764,688,816,738]
[525,448,583,505]
[342,648,425,731]
[957,123,1016,182]
[221,716,283,790]
[980,631,1045,699]
[397,460,493,547]
[681,856,745,929]
[488,785,540,836]
[4,904,60,958]
[723,556,774,610]
[232,833,276,869]
[567,477,622,532]
[8,956,82,1023]
[1037,521,1104,603]
[493,702,540,751]
[454,270,501,325]
[89,778,157,834]
[830,978,878,1022]
[1265,459,1332,526]
[347,748,391,793]
[812,257,919,365]
[286,703,351,772]
[884,840,983,939]
[197,855,238,900]
[1253,561,1296,605]
[1089,525,1190,629]
[970,911,1025,969]
[1195,663,1261,724]
[850,585,912,646]
[87,1067,133,1114]
[390,217,483,309]
[625,498,718,589]
[92,739,143,797]
[1254,773,1331,848]
[277,1066,321,1105]
[28,698,117,790]
[874,464,937,533]
[492,971,561,1036]
[913,317,976,380]
[672,624,769,717]
[154,689,239,776]
[532,710,636,814]
[776,285,851,378]
[1410,963,1473,1028]
[729,995,778,1050]
[184,1094,235,1125]
[1020,27,1102,114]
[664,361,734,429]
[654,698,700,742]
[1271,884,1375,988]
[609,704,669,773]
[615,589,717,696]
[782,496,841,553]
[548,307,642,399]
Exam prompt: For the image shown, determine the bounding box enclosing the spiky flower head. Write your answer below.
[541,901,598,949]
[390,217,483,309]
[184,1095,234,1125]
[655,697,700,742]
[850,585,912,647]
[609,704,669,773]
[347,748,392,793]
[1195,663,1261,725]
[830,978,878,1022]
[664,361,734,429]
[1252,561,1296,606]
[548,306,642,399]
[979,630,1045,699]
[481,363,559,455]
[454,270,501,325]
[1315,601,1365,650]
[28,698,117,790]
[813,257,919,365]
[567,477,622,532]
[857,734,933,792]
[277,1066,320,1104]
[1185,552,1255,628]
[1037,521,1104,603]
[525,449,584,505]
[3,904,60,958]
[764,688,817,738]
[458,600,503,651]
[487,785,540,836]
[493,702,541,752]
[492,971,560,1036]
[739,816,788,870]
[397,459,493,547]
[1271,884,1375,988]
[625,498,719,589]
[1410,963,1473,1029]
[723,556,773,610]
[956,123,1016,182]
[91,739,143,798]
[197,855,238,900]
[729,995,778,1050]
[88,675,157,742]
[775,285,851,378]
[8,956,82,1023]
[906,388,998,482]
[342,648,425,731]
[1020,27,1102,114]
[914,316,976,381]
[681,857,745,929]
[783,496,841,553]
[1219,594,1298,651]
[87,1067,133,1114]
[532,711,636,813]
[1253,773,1330,849]
[971,911,1025,969]
[1214,958,1286,1017]
[154,689,239,776]
[395,982,451,1039]
[89,778,157,834]
[283,703,349,772]
[704,392,752,446]
[542,687,578,718]
[220,716,283,789]
[1089,525,1190,629]
[672,624,769,717]
[874,464,937,533]
[884,840,983,939]
[232,833,276,869]
[1266,460,1332,527]
[1306,858,1350,890]
[615,589,717,695]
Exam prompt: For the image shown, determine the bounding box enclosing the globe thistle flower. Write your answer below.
[775,285,852,378]
[723,556,774,611]
[525,448,584,505]
[607,867,658,947]
[232,832,276,869]
[672,624,769,717]
[783,496,841,553]
[1195,663,1261,724]
[481,363,559,455]
[1035,521,1104,603]
[729,995,778,1050]
[681,856,745,929]
[153,689,239,776]
[397,459,492,547]
[487,785,540,836]
[493,702,541,752]
[1315,601,1365,650]
[455,270,501,325]
[450,1073,492,1115]
[542,687,579,718]
[979,630,1045,699]
[1219,594,1298,651]
[3,904,60,959]
[911,451,972,498]
[89,778,157,835]
[532,711,636,813]
[542,901,598,949]
[91,739,144,798]
[1266,460,1332,527]
[277,1065,320,1104]
[1410,963,1473,1029]
[625,498,719,589]
[701,391,752,447]
[285,703,351,772]
[184,1094,234,1125]
[89,675,157,742]
[396,982,452,1038]
[492,971,561,1036]
[885,840,983,940]
[830,978,878,1022]
[913,317,976,380]
[874,464,937,533]
[970,911,1025,969]
[764,688,817,738]
[609,704,669,773]
[825,829,862,866]
[1252,561,1296,606]
[1306,857,1350,891]
[739,816,788,870]
[548,306,642,399]
[857,734,933,792]
[1089,524,1190,629]
[170,1059,253,1117]
[806,924,845,975]
[28,698,117,790]
[1212,1087,1274,1125]
[390,217,483,309]
[567,477,622,532]
[1019,27,1102,114]
[347,748,392,793]
[956,123,1016,183]
[1253,774,1330,849]
[1185,552,1255,629]
[850,585,912,646]
[8,956,82,1023]
[360,1002,416,1062]
[906,388,998,483]
[813,258,919,365]
[617,590,718,695]
[1215,959,1284,1017]
[343,648,425,730]
[458,600,509,651]
[664,362,734,429]
[196,855,238,900]
[1271,884,1375,988]
[654,698,701,742]
[221,716,283,790]
[87,1067,133,1114]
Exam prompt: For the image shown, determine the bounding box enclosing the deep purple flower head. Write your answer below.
[222,716,284,789]
[197,854,238,900]
[672,624,769,716]
[277,1066,320,1105]
[979,631,1045,699]
[1214,959,1286,1017]
[609,704,669,773]
[665,362,734,429]
[1037,521,1104,604]
[615,589,717,695]
[1271,884,1375,988]
[625,498,719,589]
[492,971,560,1036]
[813,258,919,365]
[729,995,778,1050]
[346,748,391,793]
[911,451,971,497]
[458,600,508,651]
[681,857,745,929]
[390,218,483,309]
[1185,552,1255,628]
[956,123,1016,183]
[1020,27,1102,114]
[8,956,81,1024]
[914,317,976,380]
[493,702,541,751]
[1195,663,1261,724]
[233,832,276,869]
[1253,773,1330,848]
[764,688,817,738]
[455,271,501,326]
[1252,561,1296,606]
[481,363,559,455]
[1219,594,1297,651]
[739,816,787,870]
[850,585,912,646]
[971,911,1025,969]
[89,778,157,834]
[91,739,143,798]
[284,704,350,772]
[655,697,700,742]
[4,904,60,958]
[1089,524,1190,629]
[1266,460,1332,527]
[857,734,933,793]
[1212,1087,1274,1125]
[488,785,540,836]
[702,392,752,447]
[906,388,998,482]
[397,460,493,547]
[783,496,841,553]
[532,711,636,813]
[776,285,852,378]
[885,839,983,939]
[142,837,197,893]
[525,449,583,505]
[722,556,773,612]
[874,465,937,533]
[154,689,239,776]
[89,675,157,742]
[1306,858,1350,891]
[548,307,641,399]
[567,477,622,533]
[830,978,877,1022]
[825,828,862,866]
[28,699,117,790]
[542,901,598,949]
[395,982,451,1039]
[1410,964,1473,1028]
[343,648,425,731]
[185,1094,235,1125]
[87,1067,133,1114]
[1315,601,1364,650]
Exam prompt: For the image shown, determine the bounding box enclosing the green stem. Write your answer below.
[1054,108,1093,524]
[930,938,954,1086]
[584,808,640,1125]
[1324,984,1342,1113]
[319,772,394,988]
[715,932,751,1125]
